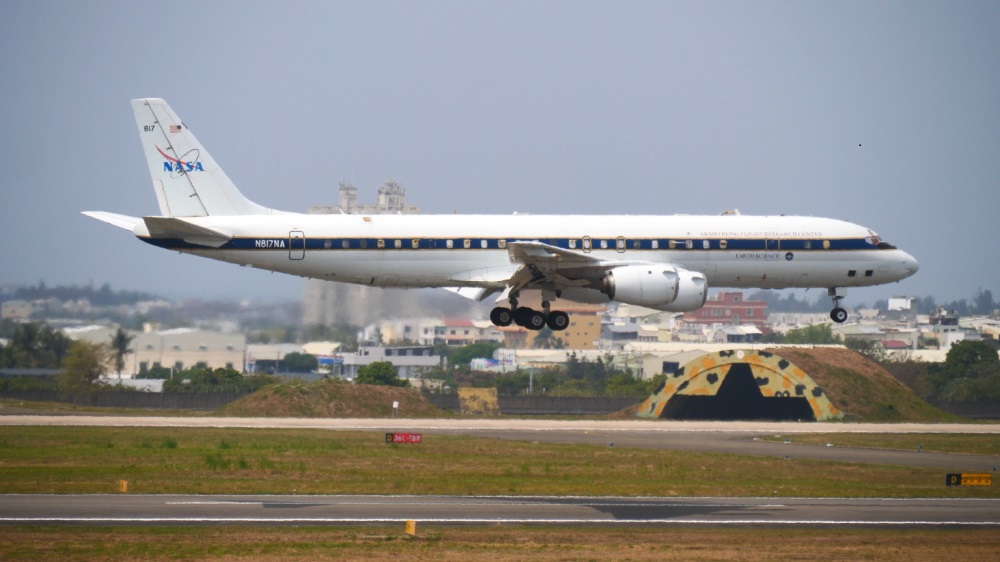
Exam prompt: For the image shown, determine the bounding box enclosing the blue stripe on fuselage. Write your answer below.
[140,236,880,252]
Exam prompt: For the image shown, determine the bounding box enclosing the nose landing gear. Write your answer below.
[829,288,848,323]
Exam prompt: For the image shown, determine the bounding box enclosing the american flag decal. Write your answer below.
[169,125,182,133]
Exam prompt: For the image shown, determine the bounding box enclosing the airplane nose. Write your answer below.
[902,252,919,277]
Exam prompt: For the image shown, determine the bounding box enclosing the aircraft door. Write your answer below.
[289,230,305,260]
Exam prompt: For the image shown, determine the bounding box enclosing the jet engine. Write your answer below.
[600,264,707,311]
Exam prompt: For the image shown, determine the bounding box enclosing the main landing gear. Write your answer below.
[490,294,570,331]
[829,287,848,324]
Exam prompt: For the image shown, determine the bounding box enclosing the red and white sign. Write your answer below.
[385,433,423,444]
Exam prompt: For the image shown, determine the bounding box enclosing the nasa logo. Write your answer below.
[785,252,794,261]
[156,145,204,173]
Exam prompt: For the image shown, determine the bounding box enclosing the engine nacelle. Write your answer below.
[670,267,709,311]
[599,264,708,312]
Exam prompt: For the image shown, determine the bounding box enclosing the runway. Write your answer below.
[3,415,998,470]
[1,494,997,526]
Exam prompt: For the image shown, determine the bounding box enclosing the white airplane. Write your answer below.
[85,99,919,331]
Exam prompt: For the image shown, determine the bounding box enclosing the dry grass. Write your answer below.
[768,348,957,422]
[1,426,997,498]
[2,526,999,561]
[219,378,447,418]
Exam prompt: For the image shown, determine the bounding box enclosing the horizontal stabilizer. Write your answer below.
[142,216,232,248]
[82,211,142,231]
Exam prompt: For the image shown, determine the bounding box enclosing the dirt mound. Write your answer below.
[220,379,446,418]
[766,347,955,422]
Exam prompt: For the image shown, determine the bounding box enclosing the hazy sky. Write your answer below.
[2,1,998,307]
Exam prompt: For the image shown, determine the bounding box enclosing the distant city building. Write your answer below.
[682,292,768,327]
[711,325,763,344]
[0,299,32,320]
[888,296,916,311]
[307,180,421,216]
[65,326,246,377]
[337,346,440,380]
[435,318,503,346]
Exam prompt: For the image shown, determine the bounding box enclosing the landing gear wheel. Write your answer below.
[546,311,570,331]
[513,307,534,327]
[490,306,513,327]
[830,307,848,324]
[525,310,547,331]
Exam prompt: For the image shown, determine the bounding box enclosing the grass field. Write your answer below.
[1,526,999,561]
[0,426,997,498]
[763,433,1000,456]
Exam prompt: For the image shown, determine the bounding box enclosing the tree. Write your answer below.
[59,340,109,398]
[449,342,502,369]
[355,361,409,387]
[973,289,996,316]
[4,323,72,368]
[109,327,135,378]
[926,340,1000,401]
[783,323,837,344]
[844,338,888,362]
[532,327,565,349]
[283,352,318,373]
[162,367,272,393]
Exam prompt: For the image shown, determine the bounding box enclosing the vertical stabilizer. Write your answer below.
[132,98,273,216]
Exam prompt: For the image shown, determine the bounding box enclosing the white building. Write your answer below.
[338,346,440,380]
[65,326,246,377]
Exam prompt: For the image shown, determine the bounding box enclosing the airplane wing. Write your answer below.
[504,240,636,297]
[441,241,636,304]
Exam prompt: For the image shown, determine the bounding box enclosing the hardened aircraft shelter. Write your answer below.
[637,349,842,421]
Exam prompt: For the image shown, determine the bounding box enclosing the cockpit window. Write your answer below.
[868,230,897,250]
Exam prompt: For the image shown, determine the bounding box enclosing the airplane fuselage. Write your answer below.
[135,213,917,292]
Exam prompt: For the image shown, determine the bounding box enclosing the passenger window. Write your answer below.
[498,239,507,249]
[412,239,420,249]
[651,240,659,249]
[804,241,812,249]
[341,240,349,249]
[377,239,385,249]
[702,240,710,249]
[685,240,693,249]
[823,240,830,249]
[446,240,453,249]
[569,239,577,249]
[394,239,402,249]
[669,241,677,249]
[719,240,727,249]
[463,239,471,249]
[480,240,487,248]
[600,240,608,249]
